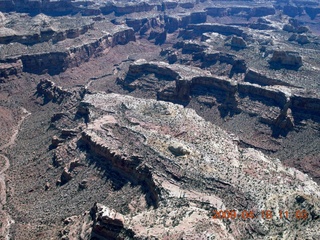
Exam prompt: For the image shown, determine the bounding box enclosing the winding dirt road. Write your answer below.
[0,108,31,240]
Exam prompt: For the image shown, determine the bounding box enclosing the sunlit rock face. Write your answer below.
[57,92,320,239]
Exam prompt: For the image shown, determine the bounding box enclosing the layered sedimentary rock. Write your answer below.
[58,92,320,240]
[118,59,320,128]
[164,11,207,33]
[269,51,303,68]
[0,59,23,80]
[244,69,297,87]
[0,14,94,45]
[0,15,135,75]
[230,36,247,48]
[1,1,320,239]
[187,23,244,36]
[206,5,275,18]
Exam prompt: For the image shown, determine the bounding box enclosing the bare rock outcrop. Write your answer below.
[1,16,136,75]
[36,79,73,104]
[230,36,247,48]
[2,1,320,239]
[0,59,23,79]
[90,203,131,239]
[187,23,244,36]
[244,69,296,87]
[205,5,275,18]
[269,50,303,69]
[296,34,310,44]
[117,58,320,136]
[163,11,207,33]
[59,92,320,240]
[0,12,5,27]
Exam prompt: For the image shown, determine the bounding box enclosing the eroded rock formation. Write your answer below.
[56,92,320,240]
[1,0,320,239]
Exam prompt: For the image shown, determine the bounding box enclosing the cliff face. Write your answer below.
[0,59,22,80]
[0,22,94,45]
[1,16,136,75]
[187,23,244,36]
[1,1,320,239]
[206,5,275,18]
[118,59,320,132]
[57,92,320,240]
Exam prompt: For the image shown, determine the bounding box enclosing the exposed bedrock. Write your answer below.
[283,23,310,34]
[230,36,247,49]
[205,6,275,18]
[90,203,133,240]
[111,28,136,46]
[305,6,320,20]
[278,2,320,19]
[0,59,23,80]
[101,2,159,16]
[288,33,311,44]
[174,40,208,54]
[238,82,289,108]
[125,11,207,37]
[282,5,303,17]
[172,41,247,72]
[21,52,69,75]
[119,60,320,126]
[164,12,207,33]
[59,92,320,240]
[1,0,159,15]
[113,2,158,16]
[291,92,320,115]
[244,69,297,87]
[0,22,94,45]
[36,79,77,104]
[36,79,70,105]
[125,59,181,82]
[161,1,178,10]
[5,28,135,75]
[126,18,149,32]
[2,0,75,15]
[269,50,303,69]
[187,23,244,36]
[80,125,160,208]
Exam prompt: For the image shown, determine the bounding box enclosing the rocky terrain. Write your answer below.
[0,0,320,239]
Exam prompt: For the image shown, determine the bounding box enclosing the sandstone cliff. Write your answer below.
[58,92,320,240]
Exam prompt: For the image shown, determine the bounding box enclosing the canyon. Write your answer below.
[0,0,320,239]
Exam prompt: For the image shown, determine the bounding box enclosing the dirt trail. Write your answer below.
[0,108,31,240]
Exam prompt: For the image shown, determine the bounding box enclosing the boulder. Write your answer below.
[78,179,88,190]
[168,142,191,156]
